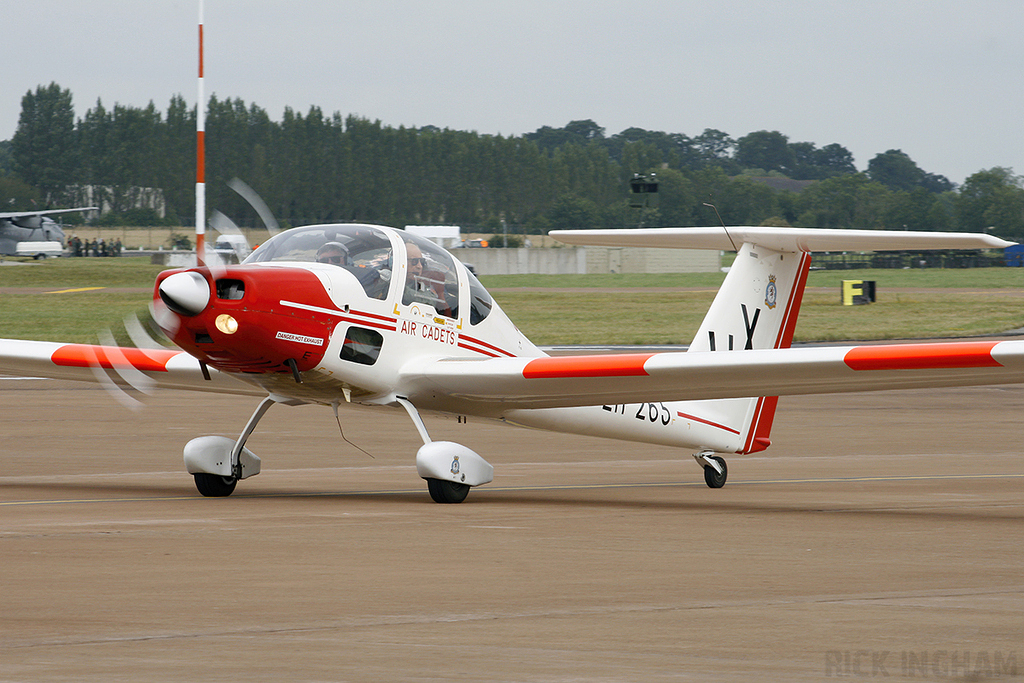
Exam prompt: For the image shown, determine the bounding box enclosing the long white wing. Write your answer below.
[0,338,262,396]
[550,226,1016,252]
[400,340,1024,413]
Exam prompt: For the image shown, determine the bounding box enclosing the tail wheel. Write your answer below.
[426,478,470,504]
[703,456,728,489]
[194,473,237,497]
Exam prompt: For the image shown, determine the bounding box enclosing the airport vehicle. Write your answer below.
[212,233,251,263]
[1,224,1022,503]
[14,240,63,259]
[0,207,95,256]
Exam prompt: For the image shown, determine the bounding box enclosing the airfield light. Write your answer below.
[215,314,238,335]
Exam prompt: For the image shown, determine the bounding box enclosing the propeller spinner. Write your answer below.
[159,271,211,316]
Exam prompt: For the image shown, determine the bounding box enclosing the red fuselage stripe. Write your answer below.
[676,411,741,435]
[279,300,397,330]
[338,315,396,332]
[523,354,654,379]
[459,333,516,358]
[350,309,397,324]
[457,341,500,358]
[844,342,1002,370]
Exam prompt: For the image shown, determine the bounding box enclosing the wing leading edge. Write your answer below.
[400,340,1024,414]
[0,338,262,396]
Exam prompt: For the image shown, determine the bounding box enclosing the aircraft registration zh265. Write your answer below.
[2,224,1023,503]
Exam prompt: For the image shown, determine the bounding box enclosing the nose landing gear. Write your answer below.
[184,395,302,497]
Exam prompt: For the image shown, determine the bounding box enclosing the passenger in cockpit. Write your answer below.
[407,242,425,279]
[403,242,451,316]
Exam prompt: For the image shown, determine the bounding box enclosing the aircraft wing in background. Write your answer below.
[0,207,98,221]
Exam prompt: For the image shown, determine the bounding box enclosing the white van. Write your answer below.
[16,241,64,259]
[213,234,251,263]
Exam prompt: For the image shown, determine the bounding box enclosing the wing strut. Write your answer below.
[394,396,494,503]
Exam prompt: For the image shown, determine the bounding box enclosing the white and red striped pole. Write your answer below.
[195,0,206,266]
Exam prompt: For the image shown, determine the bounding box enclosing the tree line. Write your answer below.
[3,82,1023,241]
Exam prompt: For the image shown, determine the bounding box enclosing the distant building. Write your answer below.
[65,185,166,220]
[403,225,461,249]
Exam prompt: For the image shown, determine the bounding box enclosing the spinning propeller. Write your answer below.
[92,178,280,409]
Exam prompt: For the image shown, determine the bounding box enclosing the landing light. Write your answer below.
[215,314,239,335]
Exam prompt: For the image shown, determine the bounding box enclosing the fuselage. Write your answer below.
[155,223,545,406]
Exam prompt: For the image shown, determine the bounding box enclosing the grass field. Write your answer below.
[1,258,1021,345]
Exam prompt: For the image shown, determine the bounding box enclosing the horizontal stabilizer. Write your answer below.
[550,226,1015,253]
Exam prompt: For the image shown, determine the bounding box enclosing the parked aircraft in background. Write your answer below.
[0,207,96,257]
[0,224,1021,503]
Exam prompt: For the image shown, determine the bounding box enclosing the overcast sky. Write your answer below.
[4,0,1023,185]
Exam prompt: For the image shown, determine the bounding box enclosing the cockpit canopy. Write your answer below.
[244,224,393,300]
[244,223,492,324]
[396,231,492,324]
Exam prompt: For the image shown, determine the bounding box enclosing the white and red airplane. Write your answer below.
[1,224,1022,502]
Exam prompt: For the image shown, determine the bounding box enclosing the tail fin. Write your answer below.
[690,242,810,353]
[547,224,1008,454]
[681,242,811,453]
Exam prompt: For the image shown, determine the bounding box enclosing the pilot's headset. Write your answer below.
[316,241,350,265]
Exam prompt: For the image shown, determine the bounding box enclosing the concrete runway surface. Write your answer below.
[1,378,1022,682]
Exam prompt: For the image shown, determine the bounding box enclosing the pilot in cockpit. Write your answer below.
[316,241,350,266]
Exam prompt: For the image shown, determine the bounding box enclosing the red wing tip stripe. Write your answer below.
[676,411,741,435]
[844,342,1002,371]
[52,344,178,372]
[523,354,654,379]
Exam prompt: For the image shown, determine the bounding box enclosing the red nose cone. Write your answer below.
[155,266,337,374]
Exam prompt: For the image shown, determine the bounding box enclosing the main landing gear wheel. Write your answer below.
[426,478,470,504]
[194,473,238,497]
[703,456,728,489]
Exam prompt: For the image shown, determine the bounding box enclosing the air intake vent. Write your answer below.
[216,279,245,300]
